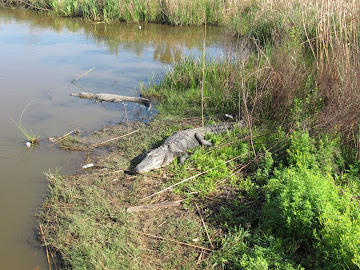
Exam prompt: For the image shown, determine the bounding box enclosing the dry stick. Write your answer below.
[127,200,183,212]
[131,229,213,252]
[141,170,212,200]
[92,129,140,148]
[216,163,246,186]
[71,67,95,83]
[49,247,59,270]
[39,224,52,270]
[200,11,206,127]
[45,88,56,104]
[197,251,204,265]
[195,203,214,249]
[122,101,129,125]
[72,82,86,91]
[303,12,319,70]
[242,84,256,158]
[50,130,75,146]
[141,154,244,200]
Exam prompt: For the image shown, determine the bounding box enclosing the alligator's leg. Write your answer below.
[113,98,124,103]
[167,145,188,165]
[195,132,213,147]
[161,153,176,167]
[179,153,189,164]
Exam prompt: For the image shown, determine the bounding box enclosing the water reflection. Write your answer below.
[0,8,224,63]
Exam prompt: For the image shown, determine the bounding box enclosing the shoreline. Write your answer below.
[6,0,360,268]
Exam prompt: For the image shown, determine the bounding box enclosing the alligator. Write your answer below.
[134,121,244,173]
[70,92,151,107]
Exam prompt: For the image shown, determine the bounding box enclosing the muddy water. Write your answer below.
[0,8,226,269]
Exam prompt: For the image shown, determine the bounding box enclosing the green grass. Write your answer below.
[143,56,247,118]
[41,171,142,269]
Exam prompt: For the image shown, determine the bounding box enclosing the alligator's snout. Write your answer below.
[134,151,166,173]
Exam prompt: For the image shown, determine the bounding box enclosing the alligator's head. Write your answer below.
[134,149,168,173]
[78,92,95,98]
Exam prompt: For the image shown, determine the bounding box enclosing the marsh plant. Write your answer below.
[12,102,39,146]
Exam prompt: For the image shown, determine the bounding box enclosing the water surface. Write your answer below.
[0,8,226,269]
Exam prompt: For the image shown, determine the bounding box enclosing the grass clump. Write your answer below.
[13,119,39,145]
[11,102,39,146]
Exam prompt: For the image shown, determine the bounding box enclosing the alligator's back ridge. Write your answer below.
[134,121,244,173]
[71,91,151,107]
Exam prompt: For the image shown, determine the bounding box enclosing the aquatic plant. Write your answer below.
[11,102,39,146]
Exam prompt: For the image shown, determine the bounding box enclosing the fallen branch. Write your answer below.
[131,229,213,252]
[127,200,183,212]
[71,67,95,83]
[45,88,56,104]
[92,129,140,148]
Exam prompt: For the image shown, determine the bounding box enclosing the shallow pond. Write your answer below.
[0,8,228,269]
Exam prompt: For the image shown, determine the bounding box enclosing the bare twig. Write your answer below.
[197,251,204,264]
[131,229,213,252]
[141,154,244,200]
[49,246,59,270]
[127,200,183,212]
[39,224,51,270]
[50,130,75,146]
[195,203,214,249]
[141,169,213,200]
[92,129,140,148]
[45,88,56,104]
[200,11,206,127]
[71,67,95,83]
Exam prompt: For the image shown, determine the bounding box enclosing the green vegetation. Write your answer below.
[264,133,360,269]
[36,0,360,269]
[2,0,231,25]
[11,102,39,145]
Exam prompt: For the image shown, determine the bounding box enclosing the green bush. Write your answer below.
[263,132,360,269]
[210,227,303,270]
